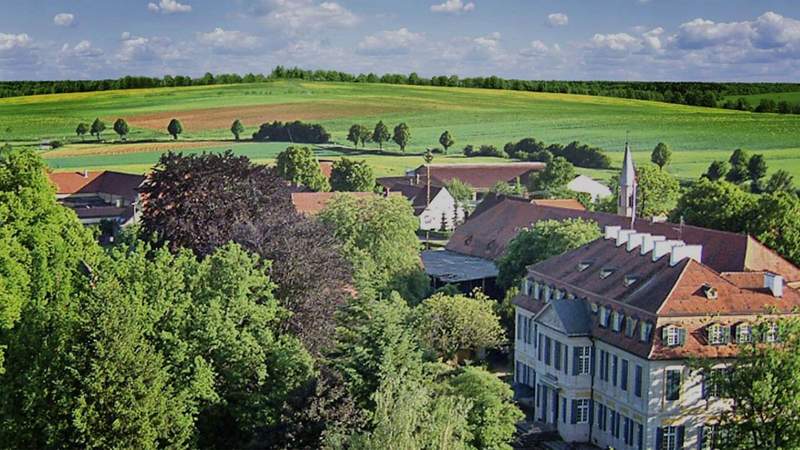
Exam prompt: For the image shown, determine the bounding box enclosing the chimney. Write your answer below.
[653,240,684,261]
[764,272,784,298]
[670,245,703,267]
[641,235,666,255]
[626,233,650,252]
[82,169,88,178]
[604,225,621,240]
[616,229,636,247]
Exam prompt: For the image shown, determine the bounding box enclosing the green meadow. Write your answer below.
[3,80,800,179]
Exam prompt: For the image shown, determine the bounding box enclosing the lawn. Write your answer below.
[3,80,800,180]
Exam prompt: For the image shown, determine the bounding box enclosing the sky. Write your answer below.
[2,0,800,82]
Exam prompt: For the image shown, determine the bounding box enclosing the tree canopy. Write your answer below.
[347,124,371,148]
[497,218,601,288]
[372,121,390,150]
[167,118,183,140]
[651,142,672,169]
[90,118,105,140]
[529,156,575,193]
[671,179,756,233]
[113,118,129,140]
[275,145,330,192]
[439,131,454,154]
[330,158,375,192]
[230,119,245,141]
[392,122,411,152]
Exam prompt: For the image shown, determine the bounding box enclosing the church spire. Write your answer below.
[618,137,636,219]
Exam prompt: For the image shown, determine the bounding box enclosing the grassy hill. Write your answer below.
[4,80,800,179]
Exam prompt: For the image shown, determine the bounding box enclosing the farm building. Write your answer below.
[48,170,145,226]
[378,177,464,231]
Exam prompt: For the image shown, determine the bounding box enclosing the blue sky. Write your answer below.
[2,0,800,81]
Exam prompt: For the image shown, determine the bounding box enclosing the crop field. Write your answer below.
[3,80,800,179]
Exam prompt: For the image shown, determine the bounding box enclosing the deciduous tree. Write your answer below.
[230,119,245,141]
[529,156,575,192]
[90,118,105,141]
[167,118,183,140]
[347,124,370,148]
[765,169,795,193]
[393,122,411,152]
[372,121,390,150]
[329,158,375,192]
[113,118,129,141]
[497,218,600,288]
[75,122,89,141]
[726,148,750,184]
[651,142,672,169]
[704,160,729,181]
[275,145,330,192]
[439,131,454,154]
[671,179,756,232]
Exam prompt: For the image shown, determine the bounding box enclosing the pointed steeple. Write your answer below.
[618,138,637,219]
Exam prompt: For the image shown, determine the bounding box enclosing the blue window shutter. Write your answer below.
[563,345,569,374]
[677,426,685,448]
[588,399,594,427]
[722,326,731,344]
[637,423,644,450]
[517,314,522,339]
[571,400,578,424]
[621,359,629,391]
[590,346,596,376]
[678,328,687,346]
[572,347,580,376]
[656,427,663,450]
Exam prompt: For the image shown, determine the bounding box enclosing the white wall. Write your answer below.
[568,175,612,201]
[419,188,464,230]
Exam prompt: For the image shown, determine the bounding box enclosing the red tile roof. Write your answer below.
[531,199,585,211]
[517,236,800,359]
[319,160,334,179]
[291,192,380,215]
[448,194,800,281]
[48,171,144,201]
[378,163,545,191]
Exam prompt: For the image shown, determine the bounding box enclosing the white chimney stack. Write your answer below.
[764,272,784,298]
[653,240,685,262]
[616,229,636,247]
[604,225,621,240]
[641,235,667,255]
[626,233,650,252]
[670,245,703,267]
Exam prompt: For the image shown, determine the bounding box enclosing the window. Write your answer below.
[578,261,591,272]
[700,424,720,450]
[736,323,752,344]
[600,268,615,279]
[562,397,567,423]
[603,351,610,381]
[707,323,726,345]
[611,311,623,332]
[612,355,618,386]
[533,324,538,348]
[624,275,638,287]
[705,368,730,399]
[624,416,634,446]
[663,326,683,347]
[640,321,653,342]
[599,306,610,327]
[521,278,531,296]
[575,399,590,424]
[577,346,591,375]
[516,313,523,340]
[661,426,681,450]
[765,322,779,343]
[597,403,607,431]
[599,350,607,381]
[621,359,629,391]
[612,410,621,438]
[665,369,682,401]
[634,365,643,398]
[533,281,541,300]
[543,286,551,303]
[625,316,638,337]
[637,423,644,450]
[563,344,569,375]
[545,336,552,365]
[526,319,534,344]
[537,334,543,361]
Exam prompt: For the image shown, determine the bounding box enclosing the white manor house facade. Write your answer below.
[511,144,800,449]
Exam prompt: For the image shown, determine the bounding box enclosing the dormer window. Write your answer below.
[543,286,551,303]
[701,283,718,300]
[554,289,565,300]
[521,279,531,296]
[623,275,638,287]
[707,323,729,345]
[600,268,615,279]
[533,281,541,300]
[640,322,653,342]
[599,306,610,327]
[464,235,473,246]
[765,322,779,343]
[625,316,638,338]
[736,323,752,344]
[577,261,592,272]
[611,311,623,332]
[590,302,599,314]
[662,325,686,347]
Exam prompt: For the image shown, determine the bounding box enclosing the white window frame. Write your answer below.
[707,324,724,345]
[625,316,638,337]
[662,426,678,450]
[576,399,590,424]
[665,326,680,347]
[640,322,653,342]
[577,346,591,375]
[599,306,610,327]
[765,322,778,343]
[611,311,622,332]
[737,323,752,344]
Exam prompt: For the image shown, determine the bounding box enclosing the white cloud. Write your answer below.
[357,28,424,55]
[117,33,181,62]
[147,0,192,14]
[547,13,569,27]
[60,40,103,58]
[430,0,475,14]
[0,33,40,79]
[253,0,358,36]
[53,13,76,27]
[520,40,558,58]
[197,28,261,53]
[589,33,641,54]
[675,17,753,49]
[752,11,800,49]
[0,33,32,52]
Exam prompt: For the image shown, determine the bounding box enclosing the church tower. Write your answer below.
[618,140,636,218]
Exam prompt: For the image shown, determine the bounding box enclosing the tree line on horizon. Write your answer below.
[4,66,800,115]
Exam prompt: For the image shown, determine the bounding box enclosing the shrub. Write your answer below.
[252,120,331,143]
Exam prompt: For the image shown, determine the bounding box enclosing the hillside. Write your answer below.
[3,80,800,179]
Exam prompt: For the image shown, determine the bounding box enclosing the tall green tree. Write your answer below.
[347,124,370,148]
[696,319,800,450]
[444,178,474,208]
[372,121,390,150]
[447,367,524,450]
[230,119,245,141]
[633,164,681,217]
[704,160,729,181]
[671,179,756,232]
[113,118,129,141]
[497,218,600,288]
[167,118,183,140]
[439,131,454,154]
[650,142,672,169]
[76,122,89,141]
[90,118,105,141]
[765,169,795,193]
[748,154,768,192]
[392,122,411,152]
[529,156,575,192]
[726,148,750,184]
[329,158,375,192]
[275,145,330,192]
[414,292,505,364]
[749,191,800,266]
[319,194,427,302]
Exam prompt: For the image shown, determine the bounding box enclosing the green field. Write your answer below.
[3,80,800,179]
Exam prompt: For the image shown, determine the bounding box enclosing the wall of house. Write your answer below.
[568,176,612,201]
[419,188,464,231]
